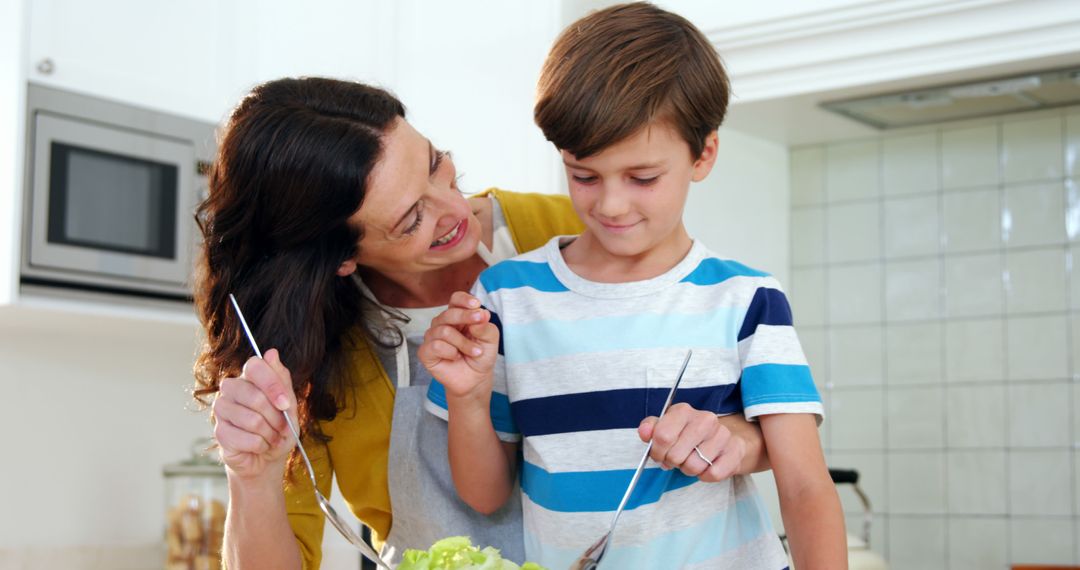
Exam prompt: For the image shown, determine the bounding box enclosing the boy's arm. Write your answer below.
[419,291,517,514]
[759,413,846,570]
[715,413,769,473]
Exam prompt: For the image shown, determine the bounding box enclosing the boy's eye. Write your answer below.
[632,176,659,186]
[572,175,598,184]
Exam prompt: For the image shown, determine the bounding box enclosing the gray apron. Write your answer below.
[378,366,525,564]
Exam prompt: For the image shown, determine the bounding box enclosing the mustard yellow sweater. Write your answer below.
[284,189,583,569]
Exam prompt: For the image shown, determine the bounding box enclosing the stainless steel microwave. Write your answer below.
[21,84,216,300]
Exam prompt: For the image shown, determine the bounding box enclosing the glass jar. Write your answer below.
[163,438,227,570]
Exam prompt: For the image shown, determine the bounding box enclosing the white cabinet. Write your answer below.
[27,0,235,122]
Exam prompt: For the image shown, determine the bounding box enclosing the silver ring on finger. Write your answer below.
[693,445,714,467]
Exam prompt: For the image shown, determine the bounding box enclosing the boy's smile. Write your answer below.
[560,121,718,282]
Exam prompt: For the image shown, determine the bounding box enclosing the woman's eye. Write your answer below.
[403,202,424,235]
[431,150,449,175]
[572,175,598,185]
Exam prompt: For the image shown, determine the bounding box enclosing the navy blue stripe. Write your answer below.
[680,258,768,286]
[484,304,504,356]
[737,287,793,342]
[511,384,741,437]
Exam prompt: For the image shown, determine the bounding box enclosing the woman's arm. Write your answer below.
[759,413,847,570]
[214,350,304,570]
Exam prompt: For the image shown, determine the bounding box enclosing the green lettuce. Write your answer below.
[397,536,546,570]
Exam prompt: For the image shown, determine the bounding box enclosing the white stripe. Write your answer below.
[745,402,825,424]
[492,275,765,324]
[523,428,647,472]
[508,347,739,400]
[738,325,809,368]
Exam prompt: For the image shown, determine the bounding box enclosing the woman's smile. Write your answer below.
[430,218,468,250]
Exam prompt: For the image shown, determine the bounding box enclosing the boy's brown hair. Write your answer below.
[535,2,730,160]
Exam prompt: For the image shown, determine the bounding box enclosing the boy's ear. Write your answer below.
[691,131,719,182]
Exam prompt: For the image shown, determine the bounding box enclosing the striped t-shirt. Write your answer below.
[426,236,823,569]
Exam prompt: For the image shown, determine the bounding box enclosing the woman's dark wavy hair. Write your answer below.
[192,77,405,471]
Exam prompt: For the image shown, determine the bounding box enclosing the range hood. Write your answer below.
[821,66,1080,129]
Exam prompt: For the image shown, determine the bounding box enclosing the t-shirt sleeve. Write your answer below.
[424,275,521,442]
[736,277,824,424]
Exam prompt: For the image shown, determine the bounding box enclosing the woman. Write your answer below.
[193,77,769,569]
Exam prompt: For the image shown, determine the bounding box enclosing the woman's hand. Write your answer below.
[418,292,499,403]
[212,348,297,483]
[638,403,748,482]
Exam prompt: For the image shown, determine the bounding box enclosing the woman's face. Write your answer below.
[345,118,481,278]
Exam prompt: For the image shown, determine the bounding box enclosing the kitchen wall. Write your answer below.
[789,106,1080,568]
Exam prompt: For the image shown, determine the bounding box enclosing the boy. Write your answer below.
[419,3,846,569]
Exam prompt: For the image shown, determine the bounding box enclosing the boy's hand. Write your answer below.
[638,403,746,482]
[418,292,499,403]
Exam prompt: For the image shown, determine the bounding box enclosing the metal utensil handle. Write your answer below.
[606,349,692,533]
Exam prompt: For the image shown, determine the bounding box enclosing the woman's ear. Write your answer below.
[336,259,358,277]
[691,131,719,182]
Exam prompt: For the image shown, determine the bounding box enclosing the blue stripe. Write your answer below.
[524,493,782,569]
[512,384,741,437]
[502,307,744,364]
[521,461,698,513]
[479,261,568,294]
[740,364,819,407]
[680,258,769,286]
[426,380,518,435]
[737,287,793,341]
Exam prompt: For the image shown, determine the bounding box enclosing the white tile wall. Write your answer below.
[888,452,946,514]
[1002,116,1064,183]
[943,253,1004,317]
[883,132,938,197]
[884,195,940,258]
[945,384,1008,448]
[1009,450,1073,517]
[1007,382,1072,448]
[826,140,880,202]
[790,146,826,206]
[885,321,943,385]
[947,451,1007,515]
[947,517,1008,569]
[886,387,944,449]
[827,263,882,324]
[1006,314,1069,381]
[887,516,947,570]
[1003,182,1068,247]
[942,188,1001,253]
[789,267,826,326]
[792,108,1080,569]
[941,124,998,189]
[944,318,1005,382]
[829,326,884,387]
[830,389,885,450]
[791,207,825,266]
[827,201,882,263]
[1068,114,1080,177]
[1005,247,1068,314]
[885,258,942,321]
[1009,518,1078,565]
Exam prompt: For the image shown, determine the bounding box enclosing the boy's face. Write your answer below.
[561,122,718,261]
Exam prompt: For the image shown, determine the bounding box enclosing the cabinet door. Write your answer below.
[28,0,231,121]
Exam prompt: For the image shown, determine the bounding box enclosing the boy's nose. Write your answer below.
[594,186,631,219]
